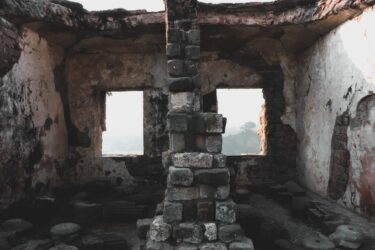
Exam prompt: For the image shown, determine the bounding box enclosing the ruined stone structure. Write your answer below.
[1,0,375,249]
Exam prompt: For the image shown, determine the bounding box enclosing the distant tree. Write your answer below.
[222,121,260,155]
[241,121,256,132]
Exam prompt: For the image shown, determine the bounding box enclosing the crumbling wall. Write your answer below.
[296,6,375,216]
[0,28,69,208]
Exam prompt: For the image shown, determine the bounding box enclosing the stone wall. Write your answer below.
[296,6,375,217]
[0,29,69,208]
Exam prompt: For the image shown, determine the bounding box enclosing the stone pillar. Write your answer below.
[144,1,254,249]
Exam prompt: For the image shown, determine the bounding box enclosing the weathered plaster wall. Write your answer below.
[296,6,375,216]
[0,29,68,207]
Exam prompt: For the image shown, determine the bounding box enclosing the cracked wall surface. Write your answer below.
[296,6,375,216]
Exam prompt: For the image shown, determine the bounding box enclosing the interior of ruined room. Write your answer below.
[1,0,375,249]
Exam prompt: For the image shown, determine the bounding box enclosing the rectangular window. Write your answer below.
[102,91,144,156]
[217,89,264,155]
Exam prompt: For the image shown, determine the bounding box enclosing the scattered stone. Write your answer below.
[13,239,53,250]
[329,225,364,249]
[165,187,199,201]
[302,234,335,250]
[1,218,33,236]
[100,232,127,250]
[149,216,172,242]
[168,167,194,186]
[203,223,217,241]
[50,223,80,241]
[173,223,203,244]
[216,200,236,223]
[49,244,79,250]
[195,168,229,186]
[73,202,102,225]
[81,234,104,249]
[199,242,227,250]
[137,218,153,239]
[218,224,244,243]
[173,153,213,169]
[229,236,254,250]
[146,240,173,250]
[176,244,198,250]
[164,202,183,223]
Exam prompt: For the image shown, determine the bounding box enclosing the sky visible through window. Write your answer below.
[102,92,144,155]
[71,0,274,11]
[218,89,264,155]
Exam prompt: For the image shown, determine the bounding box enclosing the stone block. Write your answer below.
[168,113,190,132]
[50,223,80,241]
[163,202,183,223]
[205,135,222,153]
[170,92,200,113]
[195,168,230,186]
[215,185,230,200]
[199,242,227,250]
[196,135,222,153]
[176,244,198,250]
[205,113,225,133]
[187,29,200,45]
[166,43,181,58]
[149,216,172,242]
[165,187,199,201]
[203,223,217,241]
[146,240,174,250]
[213,154,227,168]
[168,167,194,187]
[167,28,182,43]
[169,77,195,92]
[173,223,203,244]
[170,133,186,152]
[229,237,254,250]
[216,200,236,223]
[168,59,184,76]
[197,201,214,221]
[185,45,200,60]
[218,224,244,243]
[185,60,199,76]
[173,153,213,168]
[136,218,153,239]
[162,151,173,172]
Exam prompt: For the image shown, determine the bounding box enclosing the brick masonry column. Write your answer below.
[143,1,255,249]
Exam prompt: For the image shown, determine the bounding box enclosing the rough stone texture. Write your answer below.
[170,92,201,113]
[195,169,230,186]
[203,223,217,241]
[199,242,227,250]
[216,200,236,223]
[165,187,199,201]
[173,153,213,168]
[163,202,183,223]
[173,223,203,244]
[149,216,172,242]
[296,7,375,216]
[168,167,194,187]
[229,237,254,250]
[50,223,80,240]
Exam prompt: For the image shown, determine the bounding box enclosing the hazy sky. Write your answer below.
[72,0,274,11]
[217,89,264,132]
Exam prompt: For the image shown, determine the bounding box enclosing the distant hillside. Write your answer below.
[222,121,260,155]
